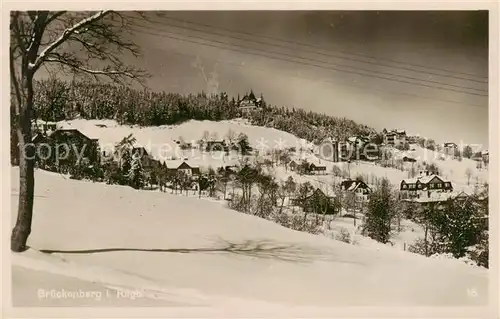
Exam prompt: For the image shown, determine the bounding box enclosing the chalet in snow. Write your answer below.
[165,160,201,177]
[290,188,337,214]
[443,142,458,156]
[288,160,299,171]
[399,170,453,201]
[32,128,100,165]
[237,93,263,114]
[340,179,372,200]
[383,129,407,147]
[309,163,327,174]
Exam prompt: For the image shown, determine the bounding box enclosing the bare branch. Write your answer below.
[33,10,112,71]
[45,11,67,25]
[44,55,149,87]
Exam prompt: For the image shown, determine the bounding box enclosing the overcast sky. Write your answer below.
[45,11,490,147]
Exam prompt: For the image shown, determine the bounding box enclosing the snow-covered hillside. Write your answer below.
[11,168,488,307]
[56,119,487,192]
[59,118,312,158]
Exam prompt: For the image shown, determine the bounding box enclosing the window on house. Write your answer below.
[402,184,407,189]
[437,183,442,188]
[417,184,422,189]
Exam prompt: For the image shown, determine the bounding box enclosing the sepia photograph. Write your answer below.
[5,5,496,315]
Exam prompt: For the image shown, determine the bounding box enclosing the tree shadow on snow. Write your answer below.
[39,239,364,265]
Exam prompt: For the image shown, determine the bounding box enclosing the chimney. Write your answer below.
[426,171,430,176]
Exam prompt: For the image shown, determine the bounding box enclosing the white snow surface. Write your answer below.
[58,118,311,159]
[11,167,488,307]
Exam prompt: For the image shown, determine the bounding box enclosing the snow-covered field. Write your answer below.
[10,167,489,307]
[59,118,311,159]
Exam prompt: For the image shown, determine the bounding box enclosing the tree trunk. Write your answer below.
[11,74,35,252]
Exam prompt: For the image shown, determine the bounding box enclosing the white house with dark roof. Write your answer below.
[400,170,453,200]
[443,142,458,156]
[383,129,407,147]
[340,179,372,200]
[166,160,201,177]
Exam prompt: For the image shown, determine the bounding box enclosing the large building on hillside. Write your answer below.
[399,170,453,200]
[237,93,263,114]
[443,142,458,156]
[383,129,407,147]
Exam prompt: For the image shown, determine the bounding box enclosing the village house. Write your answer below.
[166,160,201,177]
[237,93,263,114]
[383,129,407,147]
[309,163,327,174]
[340,179,372,200]
[33,128,100,167]
[291,188,337,214]
[443,142,458,156]
[402,190,471,212]
[288,160,299,171]
[399,170,453,200]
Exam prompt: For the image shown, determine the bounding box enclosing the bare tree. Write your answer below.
[10,11,148,252]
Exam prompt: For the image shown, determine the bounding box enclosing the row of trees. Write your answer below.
[30,77,375,146]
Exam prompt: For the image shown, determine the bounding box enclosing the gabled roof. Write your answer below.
[402,175,451,185]
[418,174,445,184]
[166,160,200,169]
[401,178,418,184]
[50,129,93,142]
[132,146,149,156]
[303,188,335,201]
[340,180,371,192]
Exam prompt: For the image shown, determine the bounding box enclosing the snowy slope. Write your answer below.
[59,118,312,159]
[11,167,488,307]
[56,119,487,191]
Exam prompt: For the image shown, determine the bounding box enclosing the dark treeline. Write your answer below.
[31,78,375,143]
